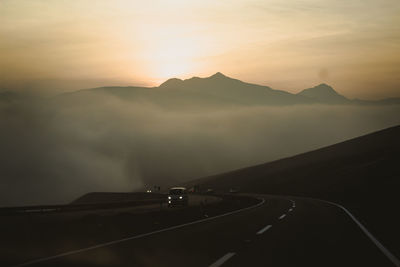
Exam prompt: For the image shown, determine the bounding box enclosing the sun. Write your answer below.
[140,26,206,82]
[156,57,193,80]
[151,39,198,80]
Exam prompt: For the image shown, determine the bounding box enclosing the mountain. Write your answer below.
[297,83,350,104]
[184,125,400,256]
[55,73,399,108]
[0,91,25,103]
[157,72,312,106]
[56,72,313,108]
[353,97,400,105]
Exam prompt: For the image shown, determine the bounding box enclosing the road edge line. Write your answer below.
[293,196,400,267]
[325,200,400,267]
[209,252,236,267]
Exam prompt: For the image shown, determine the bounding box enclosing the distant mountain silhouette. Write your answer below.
[157,72,311,106]
[0,91,25,103]
[353,97,400,105]
[55,72,399,107]
[297,83,350,104]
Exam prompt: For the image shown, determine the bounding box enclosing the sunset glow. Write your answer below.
[141,26,207,81]
[1,0,399,98]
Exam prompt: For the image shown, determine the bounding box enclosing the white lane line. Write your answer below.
[320,199,400,267]
[279,214,286,220]
[10,198,266,267]
[289,208,293,212]
[209,252,236,267]
[257,225,272,235]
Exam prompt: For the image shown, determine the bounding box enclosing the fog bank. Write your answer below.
[1,93,399,206]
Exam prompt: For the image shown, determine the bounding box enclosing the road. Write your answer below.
[9,194,398,267]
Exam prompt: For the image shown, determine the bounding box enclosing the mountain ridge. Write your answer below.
[22,72,400,107]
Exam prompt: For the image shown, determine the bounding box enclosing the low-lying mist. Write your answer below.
[1,92,399,206]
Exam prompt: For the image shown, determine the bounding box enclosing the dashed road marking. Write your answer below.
[279,214,286,220]
[209,252,236,267]
[257,225,272,235]
[10,199,266,267]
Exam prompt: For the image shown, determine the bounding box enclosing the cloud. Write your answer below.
[1,92,399,206]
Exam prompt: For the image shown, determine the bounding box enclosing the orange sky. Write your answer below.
[0,0,399,99]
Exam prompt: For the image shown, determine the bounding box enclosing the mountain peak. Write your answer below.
[210,72,227,79]
[159,78,183,88]
[298,83,348,103]
[159,72,235,88]
[314,83,335,91]
[302,83,338,95]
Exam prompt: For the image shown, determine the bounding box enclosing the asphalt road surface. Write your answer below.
[10,194,397,267]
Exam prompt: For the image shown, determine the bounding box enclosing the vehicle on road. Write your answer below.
[229,188,240,194]
[167,187,189,207]
[205,188,214,194]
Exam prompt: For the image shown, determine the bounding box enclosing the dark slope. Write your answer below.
[186,125,400,256]
[187,125,400,198]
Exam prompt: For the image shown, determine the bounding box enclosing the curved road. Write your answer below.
[10,194,398,267]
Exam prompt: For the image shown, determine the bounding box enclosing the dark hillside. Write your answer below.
[186,125,400,256]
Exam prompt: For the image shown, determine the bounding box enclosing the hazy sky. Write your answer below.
[1,0,399,99]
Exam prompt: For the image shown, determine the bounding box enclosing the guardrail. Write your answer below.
[0,193,258,216]
[0,198,166,215]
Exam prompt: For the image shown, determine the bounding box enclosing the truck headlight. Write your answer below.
[179,196,183,199]
[168,196,171,199]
